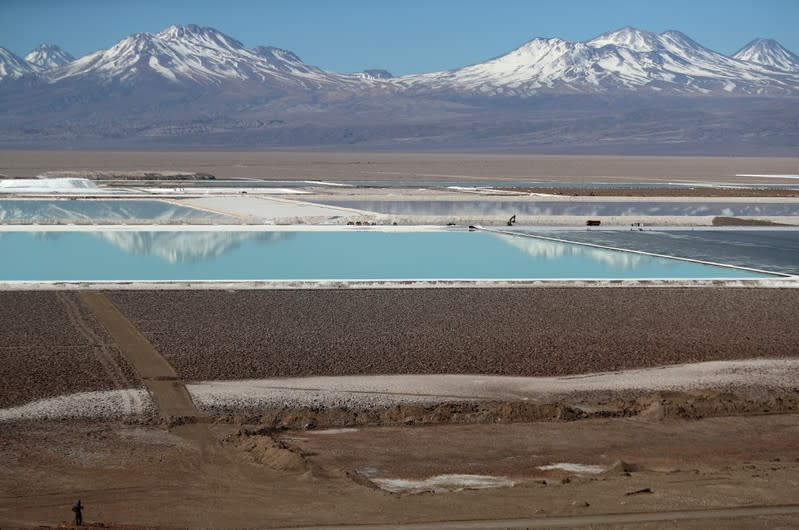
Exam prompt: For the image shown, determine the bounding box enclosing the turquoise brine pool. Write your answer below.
[0,229,777,281]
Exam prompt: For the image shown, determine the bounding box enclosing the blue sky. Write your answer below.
[1,0,797,75]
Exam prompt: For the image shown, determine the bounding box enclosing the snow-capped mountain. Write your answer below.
[10,24,798,95]
[358,69,393,80]
[46,24,362,89]
[24,44,74,70]
[0,24,797,153]
[0,47,35,80]
[396,27,799,95]
[733,38,799,72]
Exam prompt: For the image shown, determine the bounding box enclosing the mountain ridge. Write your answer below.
[0,47,36,80]
[1,24,798,92]
[44,24,358,89]
[1,25,797,154]
[733,38,799,71]
[24,44,74,70]
[395,27,799,95]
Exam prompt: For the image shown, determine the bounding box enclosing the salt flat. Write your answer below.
[180,195,368,222]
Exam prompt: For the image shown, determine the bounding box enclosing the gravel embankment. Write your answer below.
[0,292,141,407]
[107,289,799,382]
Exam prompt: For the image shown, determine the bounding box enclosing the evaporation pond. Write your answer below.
[317,200,799,217]
[0,229,775,281]
[0,199,231,222]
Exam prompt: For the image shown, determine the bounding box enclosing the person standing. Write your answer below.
[72,500,83,526]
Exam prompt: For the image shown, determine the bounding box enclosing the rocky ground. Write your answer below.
[1,287,798,528]
[3,405,799,529]
[0,292,140,408]
[107,288,799,382]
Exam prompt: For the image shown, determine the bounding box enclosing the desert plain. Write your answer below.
[1,151,799,529]
[2,150,799,184]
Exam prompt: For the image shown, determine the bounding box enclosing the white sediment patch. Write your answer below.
[0,389,151,422]
[2,277,797,291]
[371,474,515,494]
[446,186,560,198]
[0,178,118,194]
[736,174,799,179]
[144,187,308,195]
[446,186,529,196]
[179,196,370,221]
[667,182,748,190]
[186,359,799,411]
[304,180,353,187]
[307,428,359,435]
[538,463,606,474]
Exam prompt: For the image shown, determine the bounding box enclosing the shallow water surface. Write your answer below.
[317,200,799,217]
[0,229,773,281]
[0,199,231,222]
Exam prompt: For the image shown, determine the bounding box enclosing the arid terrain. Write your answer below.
[2,288,799,529]
[1,152,799,528]
[105,289,799,382]
[2,151,799,184]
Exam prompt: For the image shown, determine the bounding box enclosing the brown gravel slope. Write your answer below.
[107,289,799,382]
[0,292,140,407]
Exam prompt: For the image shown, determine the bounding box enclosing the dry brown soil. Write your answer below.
[106,288,799,382]
[2,151,798,184]
[712,216,795,226]
[283,408,799,480]
[3,290,799,528]
[0,292,139,408]
[2,409,799,529]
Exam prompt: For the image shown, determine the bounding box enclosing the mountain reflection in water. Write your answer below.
[0,200,230,222]
[497,234,648,271]
[320,200,799,217]
[94,231,293,264]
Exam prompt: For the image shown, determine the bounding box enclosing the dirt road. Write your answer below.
[79,291,199,420]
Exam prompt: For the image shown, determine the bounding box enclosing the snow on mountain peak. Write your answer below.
[44,23,363,90]
[156,24,245,51]
[588,27,661,52]
[517,37,574,54]
[157,23,221,41]
[733,38,799,71]
[253,46,304,65]
[659,30,701,47]
[0,47,35,80]
[24,44,74,70]
[9,24,798,95]
[587,27,712,57]
[158,23,202,39]
[358,69,393,80]
[397,26,799,96]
